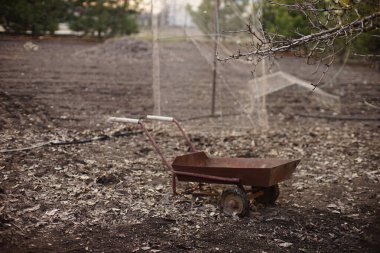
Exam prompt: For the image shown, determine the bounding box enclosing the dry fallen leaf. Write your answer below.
[279,242,293,248]
[22,204,41,213]
[46,209,59,216]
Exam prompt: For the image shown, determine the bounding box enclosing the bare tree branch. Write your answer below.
[219,12,380,61]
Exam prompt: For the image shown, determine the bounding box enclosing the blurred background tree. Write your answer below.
[68,0,139,38]
[260,0,380,57]
[187,0,379,58]
[0,0,68,35]
[0,0,140,37]
[261,0,309,38]
[186,0,251,36]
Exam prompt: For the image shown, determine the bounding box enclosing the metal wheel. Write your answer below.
[220,188,249,217]
[252,184,280,205]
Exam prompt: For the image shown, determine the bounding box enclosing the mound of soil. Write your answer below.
[74,37,151,60]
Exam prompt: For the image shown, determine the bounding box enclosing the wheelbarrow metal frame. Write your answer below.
[109,116,299,196]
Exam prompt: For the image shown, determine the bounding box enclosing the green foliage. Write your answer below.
[186,0,251,36]
[346,0,380,55]
[353,30,380,55]
[68,0,139,38]
[0,0,67,35]
[261,0,379,54]
[187,0,379,56]
[261,1,309,38]
[0,0,140,37]
[186,0,213,35]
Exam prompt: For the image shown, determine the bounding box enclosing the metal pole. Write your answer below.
[138,122,173,172]
[151,0,161,115]
[211,0,220,115]
[139,122,177,195]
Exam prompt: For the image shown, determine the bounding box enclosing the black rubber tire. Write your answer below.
[252,184,280,205]
[220,187,250,217]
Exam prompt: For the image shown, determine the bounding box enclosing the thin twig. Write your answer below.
[219,12,380,61]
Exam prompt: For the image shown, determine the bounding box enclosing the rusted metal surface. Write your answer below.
[172,152,300,187]
[174,170,240,184]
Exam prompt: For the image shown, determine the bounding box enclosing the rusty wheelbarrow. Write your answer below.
[109,115,301,216]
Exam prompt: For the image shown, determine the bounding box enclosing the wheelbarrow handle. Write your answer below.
[146,115,174,122]
[108,117,140,124]
[109,116,174,173]
[146,115,197,152]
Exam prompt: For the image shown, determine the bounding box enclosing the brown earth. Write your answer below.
[0,35,379,253]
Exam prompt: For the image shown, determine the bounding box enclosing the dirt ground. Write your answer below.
[0,35,379,253]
